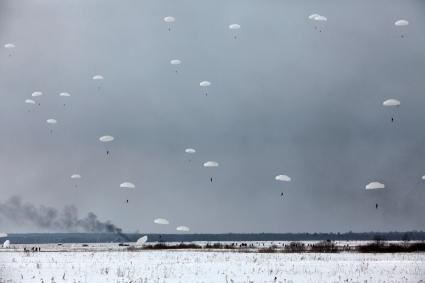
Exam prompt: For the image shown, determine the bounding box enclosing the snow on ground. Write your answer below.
[1,248,425,283]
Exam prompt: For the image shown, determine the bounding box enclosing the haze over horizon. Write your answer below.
[1,0,425,234]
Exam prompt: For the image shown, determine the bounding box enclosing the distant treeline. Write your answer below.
[136,241,425,253]
[5,231,425,244]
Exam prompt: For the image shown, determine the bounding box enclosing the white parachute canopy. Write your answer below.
[176,226,190,232]
[3,240,10,248]
[313,15,327,21]
[383,99,401,107]
[275,174,291,182]
[203,161,219,167]
[59,92,71,97]
[99,135,114,142]
[0,233,7,238]
[164,16,175,31]
[170,59,181,65]
[154,218,169,225]
[229,24,241,30]
[31,91,43,97]
[185,148,196,154]
[25,99,36,105]
[228,24,241,39]
[309,13,327,21]
[120,182,135,189]
[46,119,57,124]
[308,13,320,19]
[136,235,148,245]
[200,81,211,95]
[365,182,385,190]
[70,174,81,179]
[4,43,15,49]
[92,75,104,80]
[395,20,409,26]
[163,16,175,23]
[421,175,425,180]
[200,81,211,87]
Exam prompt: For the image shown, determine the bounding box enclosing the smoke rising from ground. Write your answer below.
[0,196,123,233]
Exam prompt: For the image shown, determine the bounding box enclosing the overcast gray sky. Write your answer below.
[0,0,425,233]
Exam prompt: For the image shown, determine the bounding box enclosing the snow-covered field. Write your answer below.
[1,246,425,283]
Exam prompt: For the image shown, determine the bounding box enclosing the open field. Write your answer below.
[1,243,425,283]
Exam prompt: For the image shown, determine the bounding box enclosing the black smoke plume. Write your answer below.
[0,196,123,234]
